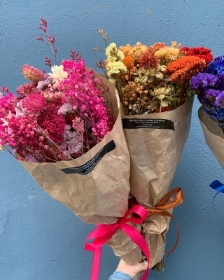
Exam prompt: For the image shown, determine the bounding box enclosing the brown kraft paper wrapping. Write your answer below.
[198,106,224,168]
[20,72,131,225]
[109,97,194,267]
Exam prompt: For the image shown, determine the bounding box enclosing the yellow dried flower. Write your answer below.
[105,43,117,57]
[106,61,127,76]
[154,47,180,62]
[105,43,125,61]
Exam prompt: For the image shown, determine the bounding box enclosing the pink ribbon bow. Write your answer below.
[84,205,150,280]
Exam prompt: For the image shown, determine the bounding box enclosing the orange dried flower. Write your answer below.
[166,56,206,83]
[123,56,134,70]
[148,42,167,54]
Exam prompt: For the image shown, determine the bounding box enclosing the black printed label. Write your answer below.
[122,118,175,131]
[60,140,116,175]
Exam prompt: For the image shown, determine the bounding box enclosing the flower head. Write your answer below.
[215,91,224,108]
[16,82,37,95]
[123,56,135,70]
[139,50,159,69]
[21,64,46,82]
[181,46,213,64]
[106,61,127,76]
[48,65,68,80]
[166,56,207,83]
[206,56,224,75]
[154,46,180,62]
[22,92,46,114]
[190,73,220,90]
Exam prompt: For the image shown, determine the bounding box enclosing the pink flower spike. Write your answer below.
[48,36,55,43]
[45,57,52,67]
[70,50,81,62]
[39,26,47,33]
[36,36,44,41]
[40,18,48,27]
[0,86,9,93]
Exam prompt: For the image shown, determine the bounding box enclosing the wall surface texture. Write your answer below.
[0,1,224,279]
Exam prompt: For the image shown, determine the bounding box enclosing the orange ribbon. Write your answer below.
[147,187,184,254]
[129,187,184,255]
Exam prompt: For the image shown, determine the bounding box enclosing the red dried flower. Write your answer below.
[139,50,159,69]
[37,100,65,143]
[180,46,213,64]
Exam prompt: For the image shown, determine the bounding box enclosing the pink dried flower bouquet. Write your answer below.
[0,59,113,162]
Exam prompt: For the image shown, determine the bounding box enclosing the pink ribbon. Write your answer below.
[84,205,150,280]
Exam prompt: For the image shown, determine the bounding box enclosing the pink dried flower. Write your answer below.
[60,59,112,143]
[22,92,46,114]
[58,103,73,115]
[21,64,47,82]
[62,129,83,154]
[70,50,82,62]
[40,18,48,28]
[16,82,37,95]
[72,117,84,134]
[0,86,9,93]
[37,100,66,143]
[36,36,44,41]
[48,36,55,43]
[45,57,52,67]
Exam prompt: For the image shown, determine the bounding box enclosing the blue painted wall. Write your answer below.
[0,1,224,279]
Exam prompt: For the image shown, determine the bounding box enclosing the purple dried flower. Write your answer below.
[190,73,219,89]
[204,88,221,102]
[215,91,224,108]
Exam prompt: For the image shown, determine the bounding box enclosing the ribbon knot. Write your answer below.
[84,205,150,280]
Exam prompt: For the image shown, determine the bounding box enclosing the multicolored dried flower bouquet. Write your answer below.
[95,32,213,272]
[95,32,212,116]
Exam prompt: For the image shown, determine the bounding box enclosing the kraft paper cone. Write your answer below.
[111,97,194,266]
[198,106,224,168]
[20,72,130,224]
